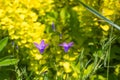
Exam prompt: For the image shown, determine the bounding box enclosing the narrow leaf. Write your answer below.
[0,55,14,62]
[0,59,19,66]
[79,1,120,30]
[60,8,66,24]
[0,37,8,52]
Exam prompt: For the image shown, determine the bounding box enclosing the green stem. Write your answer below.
[79,0,120,31]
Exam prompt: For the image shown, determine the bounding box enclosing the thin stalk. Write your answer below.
[107,1,117,79]
[78,0,120,31]
[80,49,84,80]
[107,18,114,80]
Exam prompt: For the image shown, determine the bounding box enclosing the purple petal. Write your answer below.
[59,42,67,46]
[40,40,45,45]
[34,40,48,54]
[59,42,69,52]
[59,44,63,46]
[64,47,69,52]
[59,34,62,39]
[68,42,73,47]
[39,49,44,53]
[52,22,55,31]
[34,42,40,49]
[39,40,46,49]
[45,44,48,47]
[59,42,74,52]
[63,43,68,47]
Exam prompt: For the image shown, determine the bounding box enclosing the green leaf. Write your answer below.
[60,8,66,24]
[0,59,19,66]
[0,37,8,52]
[0,55,14,62]
[79,1,120,30]
[60,7,70,24]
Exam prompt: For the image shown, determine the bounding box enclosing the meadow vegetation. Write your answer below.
[0,0,120,80]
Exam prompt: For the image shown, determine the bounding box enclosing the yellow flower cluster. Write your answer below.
[103,1,120,20]
[0,0,53,78]
[0,0,52,46]
[100,0,120,31]
[115,64,120,76]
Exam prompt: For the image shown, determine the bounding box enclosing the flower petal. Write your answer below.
[59,42,67,47]
[59,42,73,52]
[39,49,44,53]
[40,40,45,45]
[64,47,69,52]
[59,44,63,46]
[34,40,48,54]
[68,42,73,47]
[45,44,48,47]
[52,22,56,31]
[34,42,40,49]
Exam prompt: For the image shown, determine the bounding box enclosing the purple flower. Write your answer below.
[59,34,62,39]
[51,22,56,31]
[59,42,73,52]
[34,40,48,54]
[12,41,15,47]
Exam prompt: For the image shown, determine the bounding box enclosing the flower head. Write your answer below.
[51,22,56,31]
[59,34,62,39]
[59,42,73,52]
[34,40,48,54]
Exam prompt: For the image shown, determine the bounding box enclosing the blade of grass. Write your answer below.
[79,1,120,31]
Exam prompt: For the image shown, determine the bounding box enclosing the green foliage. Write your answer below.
[0,37,19,66]
[0,37,8,52]
[0,37,19,80]
[0,58,19,66]
[0,0,120,80]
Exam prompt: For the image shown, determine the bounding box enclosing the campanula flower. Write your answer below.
[34,40,48,54]
[11,41,19,50]
[59,42,73,52]
[59,34,62,39]
[51,22,56,31]
[12,41,15,47]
